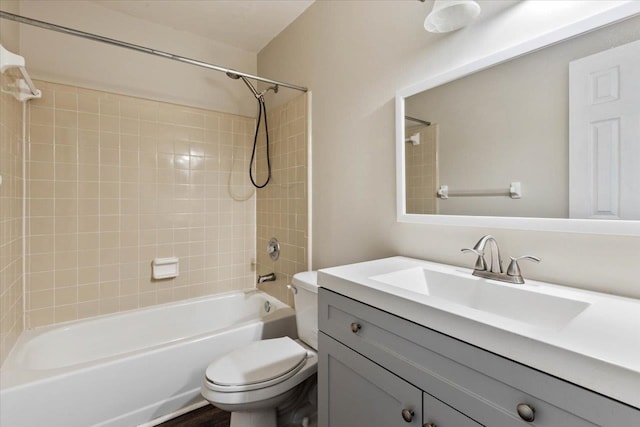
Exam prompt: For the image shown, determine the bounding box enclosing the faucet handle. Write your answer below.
[461,248,487,271]
[507,256,541,280]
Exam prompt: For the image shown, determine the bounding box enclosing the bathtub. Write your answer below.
[0,290,297,427]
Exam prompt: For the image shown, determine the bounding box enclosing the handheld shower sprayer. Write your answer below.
[226,71,278,100]
[226,70,277,188]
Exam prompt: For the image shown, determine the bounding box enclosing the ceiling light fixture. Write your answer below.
[423,0,481,33]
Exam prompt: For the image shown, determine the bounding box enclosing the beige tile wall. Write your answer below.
[405,124,438,215]
[0,72,25,365]
[256,93,309,306]
[25,81,256,328]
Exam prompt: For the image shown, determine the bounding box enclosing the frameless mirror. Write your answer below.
[396,5,640,235]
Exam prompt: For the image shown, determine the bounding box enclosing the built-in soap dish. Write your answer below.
[152,257,179,279]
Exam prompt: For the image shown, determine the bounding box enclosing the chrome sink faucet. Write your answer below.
[462,235,503,274]
[462,235,540,284]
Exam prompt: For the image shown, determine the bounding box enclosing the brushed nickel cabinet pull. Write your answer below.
[401,408,414,422]
[517,403,536,422]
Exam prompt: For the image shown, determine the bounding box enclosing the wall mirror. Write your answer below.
[396,4,640,235]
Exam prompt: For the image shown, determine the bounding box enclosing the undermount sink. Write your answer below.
[369,267,590,330]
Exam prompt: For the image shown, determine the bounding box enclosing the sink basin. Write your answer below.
[369,267,590,330]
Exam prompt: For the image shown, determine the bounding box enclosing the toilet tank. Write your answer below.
[291,271,318,350]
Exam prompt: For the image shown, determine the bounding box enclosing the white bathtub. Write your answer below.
[0,290,297,427]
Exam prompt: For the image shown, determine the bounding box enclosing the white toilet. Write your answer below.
[201,271,319,427]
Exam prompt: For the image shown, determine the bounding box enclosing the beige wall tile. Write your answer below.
[78,266,99,285]
[30,235,54,254]
[405,125,438,215]
[29,308,54,328]
[77,301,100,319]
[28,272,53,292]
[29,290,54,310]
[30,124,54,144]
[78,92,99,113]
[78,113,99,131]
[78,283,100,301]
[30,106,53,126]
[25,80,257,327]
[256,93,309,306]
[55,127,78,146]
[30,143,54,162]
[55,287,78,305]
[29,198,54,217]
[55,304,78,323]
[55,110,78,128]
[55,268,78,288]
[0,71,25,363]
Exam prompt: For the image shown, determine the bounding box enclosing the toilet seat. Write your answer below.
[205,337,308,393]
[201,339,318,410]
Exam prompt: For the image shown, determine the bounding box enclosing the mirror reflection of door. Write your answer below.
[404,123,438,214]
[569,39,640,220]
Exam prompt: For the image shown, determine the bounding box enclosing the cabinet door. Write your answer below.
[319,332,423,427]
[423,392,482,427]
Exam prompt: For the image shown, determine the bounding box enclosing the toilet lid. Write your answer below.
[205,337,307,388]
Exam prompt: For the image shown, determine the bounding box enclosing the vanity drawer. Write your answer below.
[319,288,639,427]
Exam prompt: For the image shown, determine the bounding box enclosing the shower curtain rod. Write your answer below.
[405,115,431,126]
[0,11,308,93]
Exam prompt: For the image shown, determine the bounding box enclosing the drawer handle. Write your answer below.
[424,424,437,427]
[517,403,536,422]
[401,408,414,422]
[350,322,362,334]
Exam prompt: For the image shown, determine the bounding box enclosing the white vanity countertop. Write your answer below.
[318,256,640,410]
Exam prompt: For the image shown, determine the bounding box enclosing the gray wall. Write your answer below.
[258,1,640,298]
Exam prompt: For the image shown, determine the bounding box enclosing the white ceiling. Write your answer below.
[90,1,519,54]
[91,0,315,53]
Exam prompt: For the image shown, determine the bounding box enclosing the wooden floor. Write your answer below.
[158,405,230,427]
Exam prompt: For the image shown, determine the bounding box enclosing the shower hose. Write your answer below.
[249,96,271,188]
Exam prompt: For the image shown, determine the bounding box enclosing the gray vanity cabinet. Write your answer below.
[318,288,640,427]
[319,332,482,427]
[319,333,423,426]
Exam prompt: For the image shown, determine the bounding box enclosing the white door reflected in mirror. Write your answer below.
[569,39,640,220]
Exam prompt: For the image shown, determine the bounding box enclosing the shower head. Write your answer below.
[226,71,241,79]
